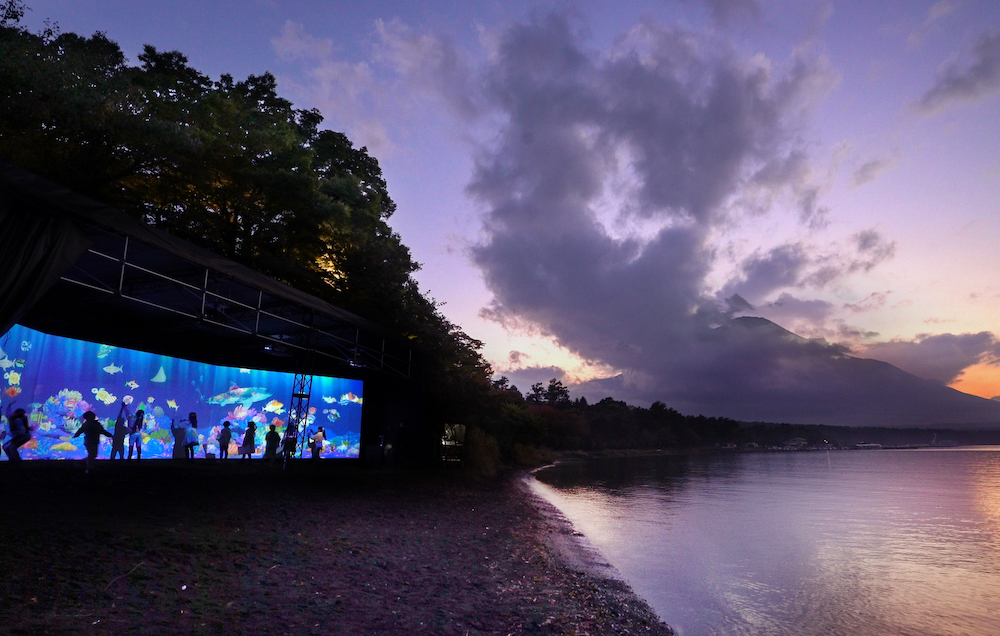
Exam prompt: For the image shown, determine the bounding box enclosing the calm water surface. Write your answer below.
[532,448,1000,636]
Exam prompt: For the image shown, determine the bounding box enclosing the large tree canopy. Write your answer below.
[0,2,493,425]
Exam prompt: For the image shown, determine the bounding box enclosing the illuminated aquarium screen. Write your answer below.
[0,324,363,461]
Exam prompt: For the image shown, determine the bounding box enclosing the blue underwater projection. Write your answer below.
[0,324,363,461]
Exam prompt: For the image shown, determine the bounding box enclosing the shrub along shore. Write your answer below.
[0,460,673,635]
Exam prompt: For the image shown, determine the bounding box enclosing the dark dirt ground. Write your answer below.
[0,460,674,635]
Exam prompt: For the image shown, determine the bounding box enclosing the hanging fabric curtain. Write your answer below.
[0,196,92,337]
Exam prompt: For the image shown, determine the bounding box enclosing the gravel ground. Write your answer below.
[0,460,674,635]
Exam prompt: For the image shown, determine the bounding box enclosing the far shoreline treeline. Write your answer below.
[461,377,1000,471]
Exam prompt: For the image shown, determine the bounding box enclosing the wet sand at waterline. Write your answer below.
[0,460,672,635]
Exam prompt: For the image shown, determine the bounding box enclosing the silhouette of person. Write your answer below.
[240,421,257,460]
[74,411,112,472]
[110,402,128,460]
[218,421,232,460]
[264,424,280,461]
[3,404,31,462]
[170,419,186,459]
[310,426,325,459]
[184,413,199,460]
[127,408,144,460]
[281,425,298,460]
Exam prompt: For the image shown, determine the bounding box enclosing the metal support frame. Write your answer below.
[286,373,314,466]
[57,223,413,378]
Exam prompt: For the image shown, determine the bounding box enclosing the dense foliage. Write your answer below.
[0,1,493,429]
[476,378,742,461]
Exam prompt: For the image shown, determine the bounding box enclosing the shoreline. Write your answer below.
[0,460,673,635]
[519,472,674,634]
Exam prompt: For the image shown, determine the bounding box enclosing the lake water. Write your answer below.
[531,448,1000,636]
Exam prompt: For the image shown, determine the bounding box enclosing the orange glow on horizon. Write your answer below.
[948,362,1000,400]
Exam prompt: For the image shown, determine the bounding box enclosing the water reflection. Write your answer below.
[533,448,1000,636]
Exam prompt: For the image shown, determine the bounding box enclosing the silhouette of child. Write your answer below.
[3,404,31,462]
[184,413,199,459]
[281,425,298,460]
[110,402,128,460]
[127,408,144,460]
[170,419,186,459]
[264,424,280,461]
[240,421,257,460]
[74,411,112,472]
[310,426,325,459]
[218,421,232,460]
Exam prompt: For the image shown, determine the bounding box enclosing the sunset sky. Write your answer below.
[19,0,1000,409]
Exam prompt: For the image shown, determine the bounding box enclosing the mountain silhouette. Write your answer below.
[576,316,1000,428]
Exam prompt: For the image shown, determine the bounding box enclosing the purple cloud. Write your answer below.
[856,332,1000,384]
[920,31,1000,112]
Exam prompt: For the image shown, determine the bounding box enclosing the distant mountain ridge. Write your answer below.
[574,316,1000,428]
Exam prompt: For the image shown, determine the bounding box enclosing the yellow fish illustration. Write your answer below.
[167,399,178,410]
[91,387,117,406]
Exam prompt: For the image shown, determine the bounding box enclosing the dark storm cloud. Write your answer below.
[720,244,812,303]
[757,292,836,326]
[719,230,895,306]
[919,31,1000,112]
[857,332,1000,384]
[461,12,869,419]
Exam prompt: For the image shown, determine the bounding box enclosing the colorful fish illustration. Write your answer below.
[147,397,155,403]
[150,366,166,382]
[322,396,337,404]
[323,408,340,422]
[207,384,271,408]
[339,392,362,406]
[97,344,116,358]
[20,340,31,352]
[91,387,116,406]
[122,395,133,405]
[167,399,178,410]
[126,380,139,389]
[239,368,251,374]
[263,399,285,414]
[0,358,14,370]
[103,363,123,374]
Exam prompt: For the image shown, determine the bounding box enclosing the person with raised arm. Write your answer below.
[74,411,112,473]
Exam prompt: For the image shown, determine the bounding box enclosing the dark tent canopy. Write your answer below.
[0,160,413,381]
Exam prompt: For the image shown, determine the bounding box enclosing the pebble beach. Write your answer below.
[0,460,674,635]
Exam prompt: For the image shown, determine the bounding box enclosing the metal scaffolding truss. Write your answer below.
[56,221,413,378]
[287,372,313,462]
